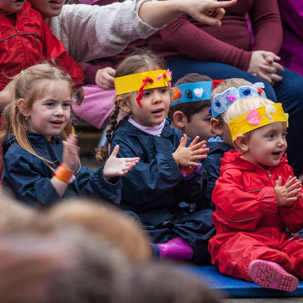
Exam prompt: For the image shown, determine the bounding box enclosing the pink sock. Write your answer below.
[248,259,298,292]
[156,237,193,261]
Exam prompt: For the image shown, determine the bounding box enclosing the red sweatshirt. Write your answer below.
[0,2,84,91]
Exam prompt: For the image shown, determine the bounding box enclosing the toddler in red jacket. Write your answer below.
[209,96,303,292]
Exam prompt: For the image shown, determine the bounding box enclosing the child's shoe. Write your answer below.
[248,259,298,292]
[155,237,193,261]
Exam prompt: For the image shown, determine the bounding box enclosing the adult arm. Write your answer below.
[159,15,252,70]
[50,0,236,63]
[247,0,283,83]
[249,0,282,53]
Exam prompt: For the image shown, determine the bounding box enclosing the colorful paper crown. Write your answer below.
[228,103,287,142]
[170,81,213,107]
[211,82,267,118]
[114,69,171,107]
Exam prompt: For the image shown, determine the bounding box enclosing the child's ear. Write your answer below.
[172,111,186,129]
[234,135,249,152]
[210,118,223,136]
[117,96,131,114]
[17,98,31,118]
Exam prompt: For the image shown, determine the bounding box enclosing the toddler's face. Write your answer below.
[129,87,171,127]
[0,0,25,14]
[183,106,215,142]
[210,115,233,146]
[242,122,287,168]
[28,0,64,18]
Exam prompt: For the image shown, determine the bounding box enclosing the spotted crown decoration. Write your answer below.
[170,81,213,107]
[114,70,171,107]
[210,82,267,118]
[228,103,288,142]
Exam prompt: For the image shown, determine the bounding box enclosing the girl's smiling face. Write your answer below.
[22,80,72,141]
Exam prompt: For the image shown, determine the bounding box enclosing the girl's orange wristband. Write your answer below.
[53,163,74,184]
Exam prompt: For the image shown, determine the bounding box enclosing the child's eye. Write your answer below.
[266,133,274,139]
[45,102,54,107]
[63,102,71,108]
[143,91,150,97]
[161,88,169,93]
[282,131,288,138]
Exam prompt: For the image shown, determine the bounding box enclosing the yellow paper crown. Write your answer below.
[228,103,287,142]
[114,70,171,95]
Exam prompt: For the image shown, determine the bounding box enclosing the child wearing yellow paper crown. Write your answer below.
[209,96,303,292]
[96,51,215,264]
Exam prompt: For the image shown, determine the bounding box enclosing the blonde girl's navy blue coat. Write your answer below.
[110,118,215,264]
[2,133,121,207]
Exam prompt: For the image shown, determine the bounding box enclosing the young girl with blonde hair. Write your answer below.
[209,96,303,292]
[96,51,215,264]
[1,63,139,206]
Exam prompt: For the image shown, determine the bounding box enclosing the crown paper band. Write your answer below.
[211,82,267,118]
[228,103,287,142]
[114,70,171,107]
[170,81,213,107]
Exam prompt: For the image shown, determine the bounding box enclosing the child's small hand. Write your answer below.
[275,175,301,207]
[103,145,140,180]
[62,134,80,173]
[172,135,209,167]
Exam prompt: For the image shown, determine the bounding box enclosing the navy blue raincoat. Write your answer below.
[110,118,215,264]
[2,133,121,207]
[201,140,233,209]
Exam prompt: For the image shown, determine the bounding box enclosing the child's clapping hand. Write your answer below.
[103,145,140,180]
[62,134,80,173]
[275,176,302,207]
[172,135,209,167]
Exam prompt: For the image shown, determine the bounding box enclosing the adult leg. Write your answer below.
[274,68,303,177]
[166,56,277,102]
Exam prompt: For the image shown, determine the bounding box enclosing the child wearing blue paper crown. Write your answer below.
[96,51,215,264]
[168,73,215,142]
[209,96,303,292]
[202,78,267,207]
[1,63,139,206]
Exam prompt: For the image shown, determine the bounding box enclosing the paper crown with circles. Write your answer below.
[114,69,171,107]
[228,103,288,142]
[210,82,267,118]
[170,81,213,107]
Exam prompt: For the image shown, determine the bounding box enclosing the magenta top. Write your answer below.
[277,0,303,76]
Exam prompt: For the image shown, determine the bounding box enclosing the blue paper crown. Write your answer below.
[170,81,213,107]
[210,82,267,118]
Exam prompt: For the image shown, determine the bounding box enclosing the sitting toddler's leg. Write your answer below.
[248,259,298,292]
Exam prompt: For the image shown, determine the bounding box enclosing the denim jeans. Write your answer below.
[167,56,303,176]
